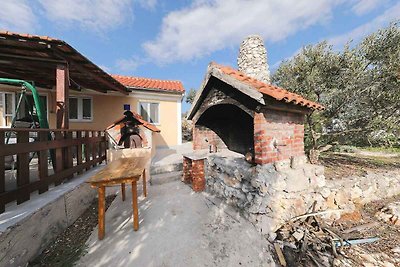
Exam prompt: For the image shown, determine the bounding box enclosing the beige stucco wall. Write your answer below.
[0,85,182,148]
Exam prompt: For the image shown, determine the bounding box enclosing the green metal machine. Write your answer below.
[1,78,55,167]
[0,78,49,130]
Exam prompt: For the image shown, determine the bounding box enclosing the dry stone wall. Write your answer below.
[205,153,400,236]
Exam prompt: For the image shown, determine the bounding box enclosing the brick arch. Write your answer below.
[194,104,254,155]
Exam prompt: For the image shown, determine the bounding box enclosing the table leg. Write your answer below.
[132,180,139,231]
[142,169,147,197]
[121,183,126,201]
[98,186,106,240]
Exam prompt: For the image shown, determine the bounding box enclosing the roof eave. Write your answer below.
[187,63,265,120]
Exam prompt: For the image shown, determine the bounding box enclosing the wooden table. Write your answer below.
[87,157,148,240]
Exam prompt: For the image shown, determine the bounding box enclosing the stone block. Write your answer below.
[284,169,310,192]
[310,175,326,188]
[290,155,307,169]
[274,159,291,172]
[222,174,241,189]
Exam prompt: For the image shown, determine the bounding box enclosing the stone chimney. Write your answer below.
[237,35,271,84]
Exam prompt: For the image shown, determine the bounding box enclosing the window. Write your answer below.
[139,102,159,124]
[0,92,15,127]
[69,97,93,121]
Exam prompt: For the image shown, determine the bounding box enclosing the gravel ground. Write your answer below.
[28,195,116,267]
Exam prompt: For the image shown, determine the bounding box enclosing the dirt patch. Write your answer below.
[331,194,400,266]
[319,152,400,180]
[28,195,116,267]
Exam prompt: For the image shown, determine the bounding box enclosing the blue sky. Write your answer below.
[1,0,399,112]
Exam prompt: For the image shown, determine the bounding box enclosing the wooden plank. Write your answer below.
[17,131,30,204]
[56,64,69,129]
[38,131,48,194]
[92,131,98,167]
[132,180,139,231]
[87,157,147,184]
[0,131,5,212]
[85,131,91,171]
[0,135,104,157]
[97,131,102,163]
[98,186,106,240]
[64,131,73,179]
[54,131,64,186]
[0,155,106,206]
[76,131,83,174]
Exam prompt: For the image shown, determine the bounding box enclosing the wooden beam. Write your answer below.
[56,65,69,129]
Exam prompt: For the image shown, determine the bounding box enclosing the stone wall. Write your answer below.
[254,109,305,164]
[205,153,400,235]
[237,35,271,84]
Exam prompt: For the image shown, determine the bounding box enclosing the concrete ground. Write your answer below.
[77,181,274,267]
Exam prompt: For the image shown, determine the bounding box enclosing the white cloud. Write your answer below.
[38,0,134,32]
[0,0,37,32]
[143,0,344,64]
[137,0,158,10]
[329,2,400,47]
[115,56,143,72]
[351,0,384,15]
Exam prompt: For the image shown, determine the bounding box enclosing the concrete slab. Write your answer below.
[151,142,193,169]
[77,181,274,267]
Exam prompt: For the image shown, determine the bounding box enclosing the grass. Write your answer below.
[358,146,400,153]
[319,151,400,180]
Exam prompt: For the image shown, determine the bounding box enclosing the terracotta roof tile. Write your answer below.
[112,75,185,93]
[212,62,324,111]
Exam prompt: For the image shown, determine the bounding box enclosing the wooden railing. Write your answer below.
[0,128,107,213]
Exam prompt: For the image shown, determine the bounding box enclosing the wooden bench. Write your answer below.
[87,157,149,240]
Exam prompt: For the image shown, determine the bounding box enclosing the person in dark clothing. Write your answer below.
[115,111,143,148]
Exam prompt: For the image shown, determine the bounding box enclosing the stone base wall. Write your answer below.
[205,154,400,235]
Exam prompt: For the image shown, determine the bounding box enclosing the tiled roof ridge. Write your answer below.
[111,74,182,84]
[112,74,185,93]
[209,62,324,111]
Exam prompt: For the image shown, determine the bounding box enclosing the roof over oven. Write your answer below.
[187,62,324,120]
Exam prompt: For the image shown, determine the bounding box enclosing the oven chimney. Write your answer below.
[237,35,270,84]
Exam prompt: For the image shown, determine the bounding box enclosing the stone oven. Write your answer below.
[184,36,328,233]
[187,36,324,163]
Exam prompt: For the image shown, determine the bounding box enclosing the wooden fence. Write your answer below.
[0,128,107,213]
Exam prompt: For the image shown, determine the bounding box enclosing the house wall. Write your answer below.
[0,85,183,148]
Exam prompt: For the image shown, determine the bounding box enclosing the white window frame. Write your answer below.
[0,92,16,128]
[69,96,93,122]
[138,101,160,125]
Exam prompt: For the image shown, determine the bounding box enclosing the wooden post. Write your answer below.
[54,131,64,185]
[38,131,48,194]
[121,183,126,201]
[76,131,83,174]
[92,131,97,167]
[85,131,91,171]
[98,186,106,240]
[56,65,69,129]
[17,131,30,204]
[64,131,73,179]
[0,131,5,212]
[132,180,139,231]
[142,169,147,197]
